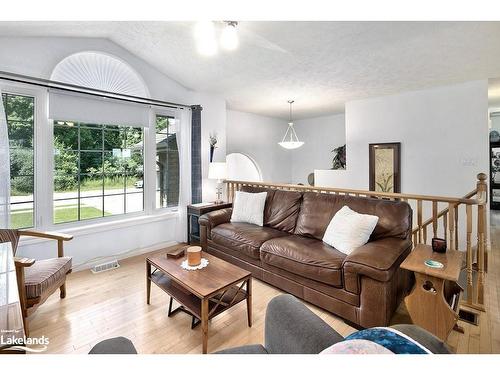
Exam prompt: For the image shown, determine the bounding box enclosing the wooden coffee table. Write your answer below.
[146,250,252,354]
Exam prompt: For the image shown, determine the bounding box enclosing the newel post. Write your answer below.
[476,173,487,306]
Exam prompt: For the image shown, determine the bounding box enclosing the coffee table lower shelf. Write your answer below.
[149,272,248,321]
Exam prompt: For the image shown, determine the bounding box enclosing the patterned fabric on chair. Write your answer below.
[24,257,73,299]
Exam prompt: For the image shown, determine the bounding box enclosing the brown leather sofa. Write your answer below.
[199,186,413,328]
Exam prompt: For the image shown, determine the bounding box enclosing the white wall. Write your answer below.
[291,114,345,184]
[316,80,489,199]
[226,110,292,183]
[0,36,227,267]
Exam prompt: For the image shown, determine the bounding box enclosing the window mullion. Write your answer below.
[34,90,52,230]
[144,109,155,215]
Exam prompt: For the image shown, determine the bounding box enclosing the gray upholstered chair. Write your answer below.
[88,294,450,354]
[89,337,138,354]
[215,294,451,354]
[0,229,73,336]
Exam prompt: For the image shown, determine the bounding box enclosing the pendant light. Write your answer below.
[278,100,304,150]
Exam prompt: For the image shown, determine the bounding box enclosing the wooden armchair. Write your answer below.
[0,229,73,336]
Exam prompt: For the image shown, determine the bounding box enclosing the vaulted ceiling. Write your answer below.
[1,21,500,119]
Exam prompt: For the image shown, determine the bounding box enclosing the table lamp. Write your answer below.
[208,162,227,204]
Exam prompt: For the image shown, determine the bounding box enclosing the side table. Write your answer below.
[187,202,232,244]
[401,244,464,341]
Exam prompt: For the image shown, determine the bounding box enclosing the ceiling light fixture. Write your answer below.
[278,100,304,150]
[220,21,239,51]
[194,21,218,56]
[194,21,239,56]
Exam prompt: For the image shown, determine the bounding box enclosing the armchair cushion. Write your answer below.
[25,257,72,299]
[343,237,412,282]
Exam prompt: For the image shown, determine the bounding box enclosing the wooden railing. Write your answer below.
[225,173,488,312]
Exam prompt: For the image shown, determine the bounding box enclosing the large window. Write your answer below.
[1,93,35,229]
[155,115,179,208]
[53,121,144,224]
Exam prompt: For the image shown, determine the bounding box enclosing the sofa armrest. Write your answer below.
[343,237,412,283]
[264,294,344,354]
[199,208,232,235]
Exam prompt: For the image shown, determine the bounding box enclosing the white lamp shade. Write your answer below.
[208,162,227,180]
[278,141,305,150]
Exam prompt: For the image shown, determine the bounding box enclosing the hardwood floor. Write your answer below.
[29,217,500,354]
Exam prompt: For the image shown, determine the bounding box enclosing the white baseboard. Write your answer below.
[72,240,180,272]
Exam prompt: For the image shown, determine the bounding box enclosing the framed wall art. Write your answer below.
[369,142,401,193]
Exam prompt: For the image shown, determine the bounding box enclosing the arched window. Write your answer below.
[226,153,263,182]
[50,52,153,224]
[51,51,149,97]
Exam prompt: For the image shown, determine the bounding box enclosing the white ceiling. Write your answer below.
[1,21,500,119]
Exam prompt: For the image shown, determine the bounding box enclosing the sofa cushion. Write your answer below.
[294,192,411,241]
[25,257,72,299]
[231,191,267,226]
[260,235,346,287]
[266,189,303,232]
[242,186,302,233]
[211,222,288,260]
[241,186,276,223]
[322,205,378,255]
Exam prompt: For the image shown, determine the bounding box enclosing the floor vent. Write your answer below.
[91,260,120,274]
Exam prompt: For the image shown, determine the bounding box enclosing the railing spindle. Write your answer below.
[476,173,487,305]
[417,200,423,244]
[443,214,448,242]
[466,203,473,305]
[454,204,459,251]
[432,201,438,238]
[448,203,455,251]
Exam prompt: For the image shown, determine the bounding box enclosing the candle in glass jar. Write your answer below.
[187,246,202,266]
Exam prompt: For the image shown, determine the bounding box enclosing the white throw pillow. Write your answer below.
[322,205,379,255]
[230,191,267,226]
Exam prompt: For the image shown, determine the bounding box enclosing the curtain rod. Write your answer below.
[0,70,197,111]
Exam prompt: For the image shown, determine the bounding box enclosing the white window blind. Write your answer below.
[48,90,151,127]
